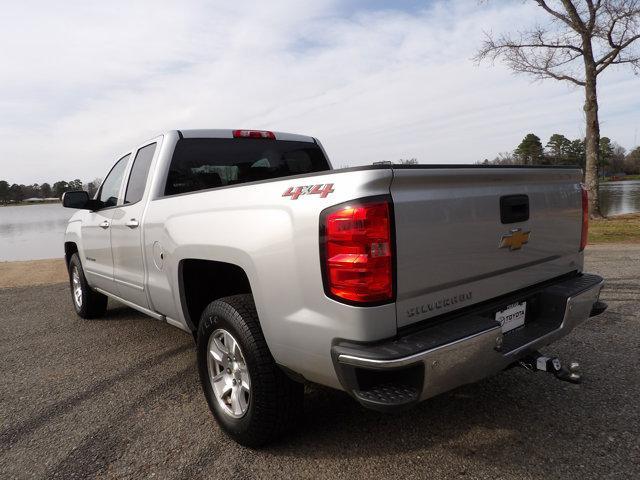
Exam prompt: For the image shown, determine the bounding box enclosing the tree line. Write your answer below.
[0,178,102,204]
[480,133,640,177]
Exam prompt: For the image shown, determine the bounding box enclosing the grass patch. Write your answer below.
[589,213,640,244]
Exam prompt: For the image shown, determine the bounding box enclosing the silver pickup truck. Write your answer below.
[62,129,607,446]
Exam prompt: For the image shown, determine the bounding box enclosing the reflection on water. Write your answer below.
[0,204,75,261]
[1,182,639,261]
[600,180,640,217]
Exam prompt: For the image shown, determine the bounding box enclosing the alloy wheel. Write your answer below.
[207,328,251,418]
[72,267,83,308]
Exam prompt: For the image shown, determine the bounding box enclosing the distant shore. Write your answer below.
[0,200,61,207]
[602,175,640,182]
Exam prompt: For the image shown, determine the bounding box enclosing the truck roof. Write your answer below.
[176,129,316,143]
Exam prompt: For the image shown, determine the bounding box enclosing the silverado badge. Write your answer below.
[499,228,531,251]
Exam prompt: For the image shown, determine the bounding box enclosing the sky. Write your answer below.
[1,0,639,184]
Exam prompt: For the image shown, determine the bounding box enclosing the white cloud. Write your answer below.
[1,0,638,183]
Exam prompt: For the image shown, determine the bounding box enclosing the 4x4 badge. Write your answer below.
[282,184,334,200]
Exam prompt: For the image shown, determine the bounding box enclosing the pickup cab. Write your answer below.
[62,129,606,446]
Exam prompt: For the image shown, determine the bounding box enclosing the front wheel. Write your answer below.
[68,253,108,319]
[197,294,303,447]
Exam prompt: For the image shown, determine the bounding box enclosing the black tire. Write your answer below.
[197,294,303,447]
[68,253,108,319]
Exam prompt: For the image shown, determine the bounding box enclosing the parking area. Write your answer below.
[1,245,639,479]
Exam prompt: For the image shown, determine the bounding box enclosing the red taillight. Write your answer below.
[320,197,394,304]
[580,184,589,251]
[232,129,276,139]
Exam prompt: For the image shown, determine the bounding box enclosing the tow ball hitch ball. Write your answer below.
[519,352,582,384]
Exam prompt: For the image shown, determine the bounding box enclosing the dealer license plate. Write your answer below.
[495,301,526,333]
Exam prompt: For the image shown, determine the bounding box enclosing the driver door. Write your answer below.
[80,154,131,293]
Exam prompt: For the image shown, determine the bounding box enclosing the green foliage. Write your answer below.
[0,180,9,203]
[68,179,84,190]
[482,133,640,175]
[1,176,107,204]
[8,184,24,202]
[482,133,639,177]
[52,181,69,198]
[0,178,100,204]
[566,139,586,169]
[514,134,544,165]
[597,137,613,177]
[546,134,572,164]
[40,183,52,198]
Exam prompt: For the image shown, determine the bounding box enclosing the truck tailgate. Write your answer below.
[391,167,584,328]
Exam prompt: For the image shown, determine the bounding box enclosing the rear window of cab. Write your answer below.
[164,138,330,196]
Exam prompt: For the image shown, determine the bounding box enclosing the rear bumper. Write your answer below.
[332,273,605,411]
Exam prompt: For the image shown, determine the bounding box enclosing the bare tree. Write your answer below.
[398,158,419,165]
[475,0,640,217]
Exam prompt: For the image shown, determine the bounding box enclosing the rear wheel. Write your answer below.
[68,253,108,319]
[197,294,303,447]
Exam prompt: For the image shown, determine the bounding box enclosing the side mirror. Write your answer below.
[62,191,91,209]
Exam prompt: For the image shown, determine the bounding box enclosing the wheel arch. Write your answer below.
[64,241,79,271]
[178,258,253,335]
[64,217,83,272]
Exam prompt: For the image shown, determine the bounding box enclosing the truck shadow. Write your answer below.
[264,347,631,476]
[280,372,555,457]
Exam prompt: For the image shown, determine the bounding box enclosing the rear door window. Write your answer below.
[164,138,330,196]
[125,143,157,204]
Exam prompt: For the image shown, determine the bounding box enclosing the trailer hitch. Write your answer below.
[519,352,582,384]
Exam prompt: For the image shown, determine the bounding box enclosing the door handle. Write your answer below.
[99,221,110,229]
[125,219,139,229]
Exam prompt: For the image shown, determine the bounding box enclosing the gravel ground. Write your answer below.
[1,245,639,479]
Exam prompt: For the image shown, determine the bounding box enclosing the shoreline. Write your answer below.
[2,241,640,290]
[0,200,61,207]
[0,259,68,288]
[602,175,640,182]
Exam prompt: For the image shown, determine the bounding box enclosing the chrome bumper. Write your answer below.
[332,274,605,411]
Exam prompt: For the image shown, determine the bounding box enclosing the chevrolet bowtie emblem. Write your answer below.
[499,228,531,251]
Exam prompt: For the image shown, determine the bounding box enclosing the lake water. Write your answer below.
[0,203,76,261]
[599,180,640,217]
[1,181,639,262]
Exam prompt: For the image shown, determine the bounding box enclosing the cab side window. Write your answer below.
[124,143,157,204]
[98,154,130,208]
